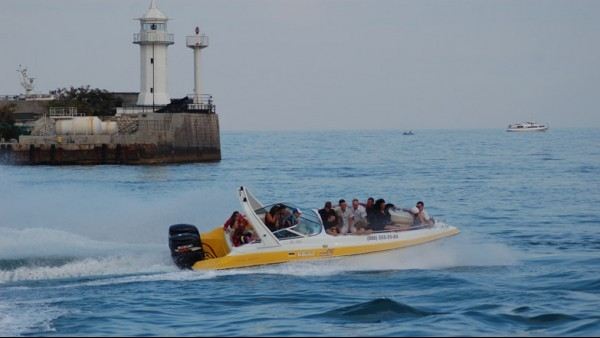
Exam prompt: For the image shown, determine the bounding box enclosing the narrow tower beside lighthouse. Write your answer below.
[133,0,174,107]
[186,27,210,111]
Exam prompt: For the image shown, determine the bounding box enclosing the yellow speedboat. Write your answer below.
[167,187,460,270]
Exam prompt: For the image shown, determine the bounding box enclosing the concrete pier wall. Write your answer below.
[0,113,221,165]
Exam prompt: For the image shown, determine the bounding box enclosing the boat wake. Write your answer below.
[0,227,518,285]
[0,299,68,337]
[227,232,519,277]
[0,255,177,285]
[0,227,174,284]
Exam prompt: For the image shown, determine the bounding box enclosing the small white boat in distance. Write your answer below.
[507,121,549,132]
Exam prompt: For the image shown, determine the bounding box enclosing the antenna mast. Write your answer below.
[17,64,35,98]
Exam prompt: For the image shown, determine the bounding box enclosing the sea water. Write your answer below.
[0,129,599,336]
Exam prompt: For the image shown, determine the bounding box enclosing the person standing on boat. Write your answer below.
[335,199,354,235]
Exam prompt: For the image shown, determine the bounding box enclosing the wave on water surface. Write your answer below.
[314,298,436,322]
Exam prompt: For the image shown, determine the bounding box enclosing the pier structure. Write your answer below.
[0,0,221,165]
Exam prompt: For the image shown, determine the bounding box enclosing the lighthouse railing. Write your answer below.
[185,35,209,48]
[133,32,174,44]
[186,94,215,113]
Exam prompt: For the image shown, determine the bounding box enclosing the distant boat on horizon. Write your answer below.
[403,130,414,135]
[506,121,548,132]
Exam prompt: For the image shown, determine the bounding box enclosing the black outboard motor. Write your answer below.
[168,224,205,269]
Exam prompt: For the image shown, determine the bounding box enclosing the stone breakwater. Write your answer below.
[0,113,221,165]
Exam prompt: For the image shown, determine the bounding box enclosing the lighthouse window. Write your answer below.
[142,23,165,31]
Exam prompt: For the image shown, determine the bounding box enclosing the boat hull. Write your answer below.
[506,127,548,132]
[192,225,459,270]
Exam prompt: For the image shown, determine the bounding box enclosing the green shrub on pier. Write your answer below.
[0,103,21,141]
[49,86,124,116]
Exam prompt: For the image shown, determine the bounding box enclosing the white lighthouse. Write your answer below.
[133,0,174,107]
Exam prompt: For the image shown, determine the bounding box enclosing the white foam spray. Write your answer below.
[0,226,519,284]
[0,227,175,284]
[0,300,67,336]
[220,232,519,277]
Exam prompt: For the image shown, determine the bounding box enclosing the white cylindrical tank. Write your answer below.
[56,117,109,135]
[102,121,119,135]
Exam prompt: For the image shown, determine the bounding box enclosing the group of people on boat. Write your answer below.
[264,204,303,232]
[318,198,433,236]
[224,204,304,246]
[223,197,434,246]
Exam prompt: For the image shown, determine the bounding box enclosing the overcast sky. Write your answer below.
[1,0,599,130]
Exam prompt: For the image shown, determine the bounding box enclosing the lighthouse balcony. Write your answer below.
[133,31,174,44]
[186,35,209,48]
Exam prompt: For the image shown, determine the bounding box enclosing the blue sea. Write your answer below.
[1,129,599,336]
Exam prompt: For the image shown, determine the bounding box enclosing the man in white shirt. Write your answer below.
[335,199,355,235]
[350,198,370,233]
[412,201,433,226]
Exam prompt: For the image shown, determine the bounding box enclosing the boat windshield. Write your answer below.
[254,203,322,239]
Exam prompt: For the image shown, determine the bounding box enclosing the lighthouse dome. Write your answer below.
[141,0,168,21]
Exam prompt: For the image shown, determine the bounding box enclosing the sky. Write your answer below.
[0,0,599,131]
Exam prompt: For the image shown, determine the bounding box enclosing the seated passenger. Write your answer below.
[411,201,434,227]
[362,197,375,216]
[223,211,241,232]
[335,199,354,235]
[223,211,256,247]
[367,198,392,231]
[319,201,340,236]
[350,198,371,234]
[265,204,283,232]
[289,208,302,226]
[278,207,300,229]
